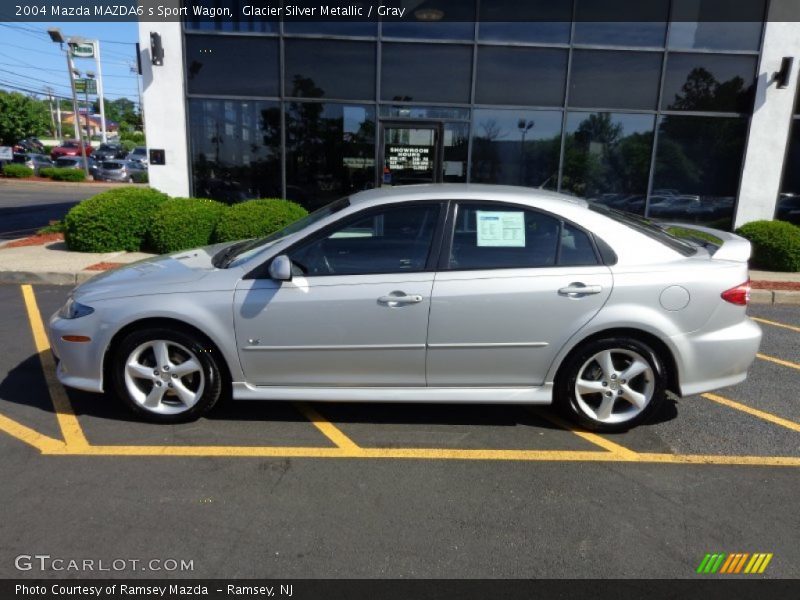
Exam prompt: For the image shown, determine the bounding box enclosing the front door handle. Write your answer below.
[378,292,424,306]
[558,283,602,297]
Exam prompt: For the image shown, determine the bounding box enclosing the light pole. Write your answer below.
[87,71,97,140]
[518,119,534,185]
[48,28,89,176]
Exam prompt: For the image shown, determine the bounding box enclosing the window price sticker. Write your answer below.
[476,211,525,247]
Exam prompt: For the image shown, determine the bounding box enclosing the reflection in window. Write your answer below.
[381,44,472,104]
[284,40,375,100]
[569,50,662,110]
[661,54,756,113]
[444,123,469,183]
[188,99,281,203]
[669,0,765,51]
[478,0,571,43]
[380,1,476,40]
[186,36,279,97]
[184,0,278,32]
[475,47,567,107]
[283,22,377,36]
[561,112,655,214]
[379,106,470,120]
[285,102,375,210]
[573,0,668,47]
[652,115,748,228]
[290,204,441,276]
[777,122,800,225]
[470,109,562,189]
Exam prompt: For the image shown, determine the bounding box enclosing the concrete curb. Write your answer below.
[0,270,799,304]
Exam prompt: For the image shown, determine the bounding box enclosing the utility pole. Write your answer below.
[45,88,56,138]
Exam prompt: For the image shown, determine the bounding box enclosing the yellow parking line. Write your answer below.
[757,353,800,371]
[752,317,800,334]
[20,285,89,450]
[28,443,800,466]
[293,402,362,451]
[0,412,67,454]
[702,393,800,433]
[530,408,640,459]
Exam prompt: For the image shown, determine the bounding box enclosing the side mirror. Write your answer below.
[268,254,293,281]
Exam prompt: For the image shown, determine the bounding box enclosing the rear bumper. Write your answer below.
[672,317,761,396]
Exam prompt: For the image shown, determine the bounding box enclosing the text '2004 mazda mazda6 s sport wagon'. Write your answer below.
[48,184,762,431]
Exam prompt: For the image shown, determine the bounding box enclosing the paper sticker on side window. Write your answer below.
[476,211,525,247]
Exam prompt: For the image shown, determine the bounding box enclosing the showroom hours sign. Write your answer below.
[388,146,432,171]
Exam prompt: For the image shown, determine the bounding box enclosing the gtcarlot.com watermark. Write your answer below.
[15,554,194,573]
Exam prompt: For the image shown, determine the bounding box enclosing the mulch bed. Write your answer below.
[3,233,64,248]
[84,261,125,271]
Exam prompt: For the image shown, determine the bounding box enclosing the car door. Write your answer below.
[426,201,613,386]
[233,201,444,386]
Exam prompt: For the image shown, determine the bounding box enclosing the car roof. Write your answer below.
[349,183,589,211]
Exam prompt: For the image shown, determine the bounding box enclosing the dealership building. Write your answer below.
[138,0,800,228]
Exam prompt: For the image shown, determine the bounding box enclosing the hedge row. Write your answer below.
[40,167,87,182]
[735,220,800,272]
[2,164,33,178]
[64,186,307,254]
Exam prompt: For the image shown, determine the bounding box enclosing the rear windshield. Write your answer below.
[589,203,697,257]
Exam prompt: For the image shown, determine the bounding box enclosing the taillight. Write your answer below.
[721,279,751,306]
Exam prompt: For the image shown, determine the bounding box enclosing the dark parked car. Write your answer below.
[51,140,93,161]
[12,153,53,175]
[126,146,147,166]
[92,143,127,161]
[777,194,800,225]
[13,137,45,154]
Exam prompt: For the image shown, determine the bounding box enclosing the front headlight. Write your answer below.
[58,297,94,319]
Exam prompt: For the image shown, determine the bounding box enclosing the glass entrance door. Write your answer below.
[380,122,443,186]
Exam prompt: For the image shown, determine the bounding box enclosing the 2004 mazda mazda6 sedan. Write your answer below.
[48,184,762,431]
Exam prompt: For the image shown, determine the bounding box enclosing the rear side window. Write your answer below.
[589,203,697,256]
[448,204,599,270]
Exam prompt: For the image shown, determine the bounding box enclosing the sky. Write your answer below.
[0,22,140,109]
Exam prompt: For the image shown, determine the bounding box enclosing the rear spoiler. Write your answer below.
[662,223,752,262]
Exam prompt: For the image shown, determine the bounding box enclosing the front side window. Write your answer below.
[448,204,599,270]
[289,203,441,276]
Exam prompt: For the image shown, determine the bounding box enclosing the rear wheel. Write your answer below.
[111,327,223,423]
[556,337,665,432]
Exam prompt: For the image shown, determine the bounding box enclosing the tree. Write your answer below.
[92,97,142,133]
[0,91,50,145]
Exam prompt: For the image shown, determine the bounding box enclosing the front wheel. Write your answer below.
[555,337,666,432]
[111,327,224,423]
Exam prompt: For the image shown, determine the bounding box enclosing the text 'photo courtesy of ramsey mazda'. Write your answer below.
[48,184,760,432]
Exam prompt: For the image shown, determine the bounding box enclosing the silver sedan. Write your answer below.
[48,184,761,431]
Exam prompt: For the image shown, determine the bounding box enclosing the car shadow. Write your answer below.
[0,353,679,433]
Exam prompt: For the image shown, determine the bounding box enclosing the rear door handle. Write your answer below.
[378,292,424,306]
[558,283,602,296]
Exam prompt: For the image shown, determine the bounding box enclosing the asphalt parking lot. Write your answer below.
[0,283,798,579]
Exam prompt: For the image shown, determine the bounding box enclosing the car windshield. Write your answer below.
[103,161,123,169]
[62,142,78,148]
[216,197,351,269]
[132,148,146,155]
[589,203,698,257]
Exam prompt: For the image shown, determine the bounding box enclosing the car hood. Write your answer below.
[74,242,235,302]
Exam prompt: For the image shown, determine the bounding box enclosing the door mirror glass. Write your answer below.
[269,255,293,281]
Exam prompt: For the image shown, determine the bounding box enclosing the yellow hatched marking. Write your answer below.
[752,317,800,334]
[293,402,361,451]
[530,409,640,459]
[702,393,800,433]
[21,285,89,449]
[757,353,800,372]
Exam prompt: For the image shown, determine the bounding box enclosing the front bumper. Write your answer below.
[48,311,106,394]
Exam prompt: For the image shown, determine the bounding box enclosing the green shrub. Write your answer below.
[2,163,33,178]
[64,186,168,252]
[130,171,148,184]
[735,220,800,272]
[148,197,227,254]
[120,139,137,152]
[212,199,308,243]
[47,168,86,182]
[37,220,65,234]
[39,167,56,178]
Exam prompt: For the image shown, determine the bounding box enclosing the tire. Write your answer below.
[111,327,224,423]
[555,336,666,432]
